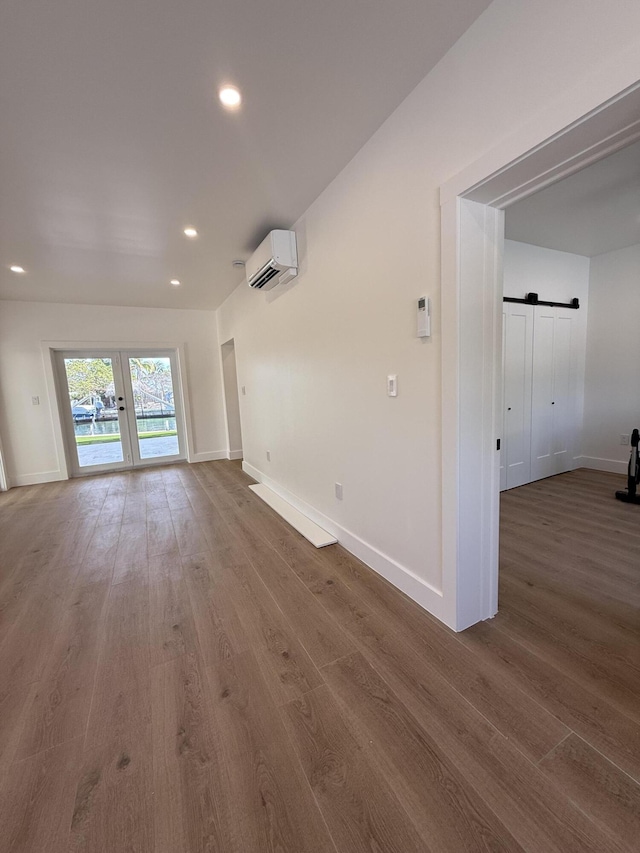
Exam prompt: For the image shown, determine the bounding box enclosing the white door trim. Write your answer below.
[440,198,504,631]
[439,78,640,631]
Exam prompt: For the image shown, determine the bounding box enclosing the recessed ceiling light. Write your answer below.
[219,86,241,109]
[9,265,25,274]
[170,279,181,286]
[183,226,198,238]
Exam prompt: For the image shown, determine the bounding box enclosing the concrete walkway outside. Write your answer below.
[77,435,179,467]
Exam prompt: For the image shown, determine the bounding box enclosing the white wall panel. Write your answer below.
[583,243,640,471]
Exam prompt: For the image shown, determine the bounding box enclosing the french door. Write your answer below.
[57,350,186,475]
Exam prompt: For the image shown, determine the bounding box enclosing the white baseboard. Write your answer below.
[242,461,447,626]
[249,484,337,547]
[10,452,242,485]
[11,470,66,487]
[9,452,241,486]
[188,450,228,463]
[189,450,243,463]
[576,455,628,475]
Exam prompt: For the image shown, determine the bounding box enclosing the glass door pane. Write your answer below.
[62,356,126,469]
[127,356,180,460]
[58,349,184,475]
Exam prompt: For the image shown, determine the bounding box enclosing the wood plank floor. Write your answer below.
[0,463,638,851]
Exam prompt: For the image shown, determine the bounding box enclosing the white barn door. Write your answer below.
[531,306,576,481]
[501,303,533,491]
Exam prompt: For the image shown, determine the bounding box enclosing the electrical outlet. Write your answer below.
[620,434,630,446]
[335,482,343,500]
[31,396,40,406]
[266,450,271,461]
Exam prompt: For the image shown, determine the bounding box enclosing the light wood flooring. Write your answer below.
[0,462,638,852]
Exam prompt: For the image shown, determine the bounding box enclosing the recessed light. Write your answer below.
[170,279,181,287]
[219,86,241,109]
[9,265,25,274]
[183,226,198,238]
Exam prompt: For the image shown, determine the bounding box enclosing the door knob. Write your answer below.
[507,407,511,411]
[118,406,125,411]
[551,401,555,405]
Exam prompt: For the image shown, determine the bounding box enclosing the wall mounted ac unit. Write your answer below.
[246,230,298,290]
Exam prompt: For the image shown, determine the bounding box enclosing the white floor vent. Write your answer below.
[248,484,337,548]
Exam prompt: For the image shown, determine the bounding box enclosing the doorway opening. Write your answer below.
[495,138,640,659]
[56,350,186,475]
[440,80,640,631]
[221,339,243,461]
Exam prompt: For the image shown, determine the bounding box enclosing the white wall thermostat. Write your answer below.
[417,296,431,338]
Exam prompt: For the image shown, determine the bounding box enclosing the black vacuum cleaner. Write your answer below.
[615,428,640,504]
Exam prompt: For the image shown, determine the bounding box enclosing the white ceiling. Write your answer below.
[505,138,640,257]
[0,0,491,310]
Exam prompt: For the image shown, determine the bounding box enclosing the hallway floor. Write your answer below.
[0,463,637,851]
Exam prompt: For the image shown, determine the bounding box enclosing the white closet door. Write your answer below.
[531,309,555,481]
[531,307,575,481]
[550,311,573,472]
[501,303,533,491]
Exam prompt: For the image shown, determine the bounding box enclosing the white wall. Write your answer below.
[216,1,640,621]
[0,301,226,485]
[503,240,590,305]
[583,243,640,472]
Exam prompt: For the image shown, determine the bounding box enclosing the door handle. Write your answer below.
[119,406,125,411]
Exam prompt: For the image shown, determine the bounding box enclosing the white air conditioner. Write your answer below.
[246,230,298,290]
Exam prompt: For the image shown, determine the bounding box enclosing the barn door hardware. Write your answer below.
[503,292,580,309]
